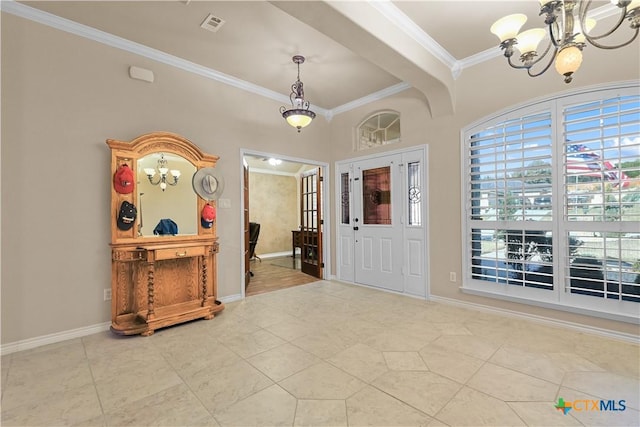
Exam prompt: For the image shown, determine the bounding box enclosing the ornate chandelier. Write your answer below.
[490,0,640,83]
[280,55,316,132]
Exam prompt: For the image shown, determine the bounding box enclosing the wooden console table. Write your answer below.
[111,240,223,336]
[107,132,225,337]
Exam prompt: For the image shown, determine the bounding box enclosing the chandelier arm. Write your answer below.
[580,0,628,43]
[506,55,531,70]
[585,26,639,48]
[526,43,559,78]
[148,175,161,186]
[505,36,555,72]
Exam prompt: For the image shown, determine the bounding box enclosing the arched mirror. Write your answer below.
[107,131,220,244]
[137,153,197,236]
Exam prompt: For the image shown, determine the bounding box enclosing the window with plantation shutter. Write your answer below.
[468,111,554,291]
[562,95,640,304]
[462,84,639,322]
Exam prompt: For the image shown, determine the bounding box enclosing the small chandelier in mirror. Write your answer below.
[280,55,316,132]
[143,153,181,191]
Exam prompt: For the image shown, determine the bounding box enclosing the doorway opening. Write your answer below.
[241,151,329,297]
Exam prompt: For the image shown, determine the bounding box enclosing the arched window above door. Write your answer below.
[357,111,401,151]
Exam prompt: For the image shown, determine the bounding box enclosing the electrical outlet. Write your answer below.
[449,272,456,282]
[104,288,112,301]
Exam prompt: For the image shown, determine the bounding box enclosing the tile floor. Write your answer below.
[1,280,639,426]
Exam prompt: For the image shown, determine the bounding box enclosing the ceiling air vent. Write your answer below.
[200,13,225,32]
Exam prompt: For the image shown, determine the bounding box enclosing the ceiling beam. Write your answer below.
[271,0,455,118]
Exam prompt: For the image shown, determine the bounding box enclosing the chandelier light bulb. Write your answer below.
[555,45,583,83]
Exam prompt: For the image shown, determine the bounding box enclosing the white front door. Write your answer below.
[336,147,428,297]
[353,154,404,291]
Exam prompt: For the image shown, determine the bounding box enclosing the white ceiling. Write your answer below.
[10,0,627,119]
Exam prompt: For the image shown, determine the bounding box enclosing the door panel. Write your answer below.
[353,154,403,291]
[300,168,323,278]
[403,150,427,297]
[337,164,354,282]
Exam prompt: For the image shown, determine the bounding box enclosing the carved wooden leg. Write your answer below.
[201,255,208,307]
[202,254,214,319]
[147,264,155,319]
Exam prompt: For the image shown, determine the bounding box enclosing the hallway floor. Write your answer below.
[2,281,639,426]
[245,256,317,297]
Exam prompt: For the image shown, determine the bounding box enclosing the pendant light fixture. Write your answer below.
[280,55,316,132]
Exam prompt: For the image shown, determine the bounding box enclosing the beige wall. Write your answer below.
[327,52,640,336]
[0,14,330,344]
[248,172,298,255]
[2,12,639,345]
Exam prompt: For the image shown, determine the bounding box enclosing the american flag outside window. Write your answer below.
[566,143,630,187]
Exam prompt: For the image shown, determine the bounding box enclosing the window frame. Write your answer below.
[356,110,401,151]
[461,83,640,324]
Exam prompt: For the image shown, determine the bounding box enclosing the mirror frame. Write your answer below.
[107,131,220,246]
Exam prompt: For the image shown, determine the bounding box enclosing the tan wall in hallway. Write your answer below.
[248,172,298,255]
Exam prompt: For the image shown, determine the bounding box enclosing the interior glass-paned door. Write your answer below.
[300,168,323,278]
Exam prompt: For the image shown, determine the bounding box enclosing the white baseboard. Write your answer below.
[430,295,640,345]
[1,295,244,356]
[253,251,298,260]
[219,294,243,304]
[1,322,111,356]
[4,286,634,356]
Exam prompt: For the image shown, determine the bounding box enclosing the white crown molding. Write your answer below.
[330,82,412,117]
[1,0,334,116]
[369,0,457,70]
[2,0,624,119]
[0,1,280,101]
[373,1,622,79]
[457,47,503,72]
